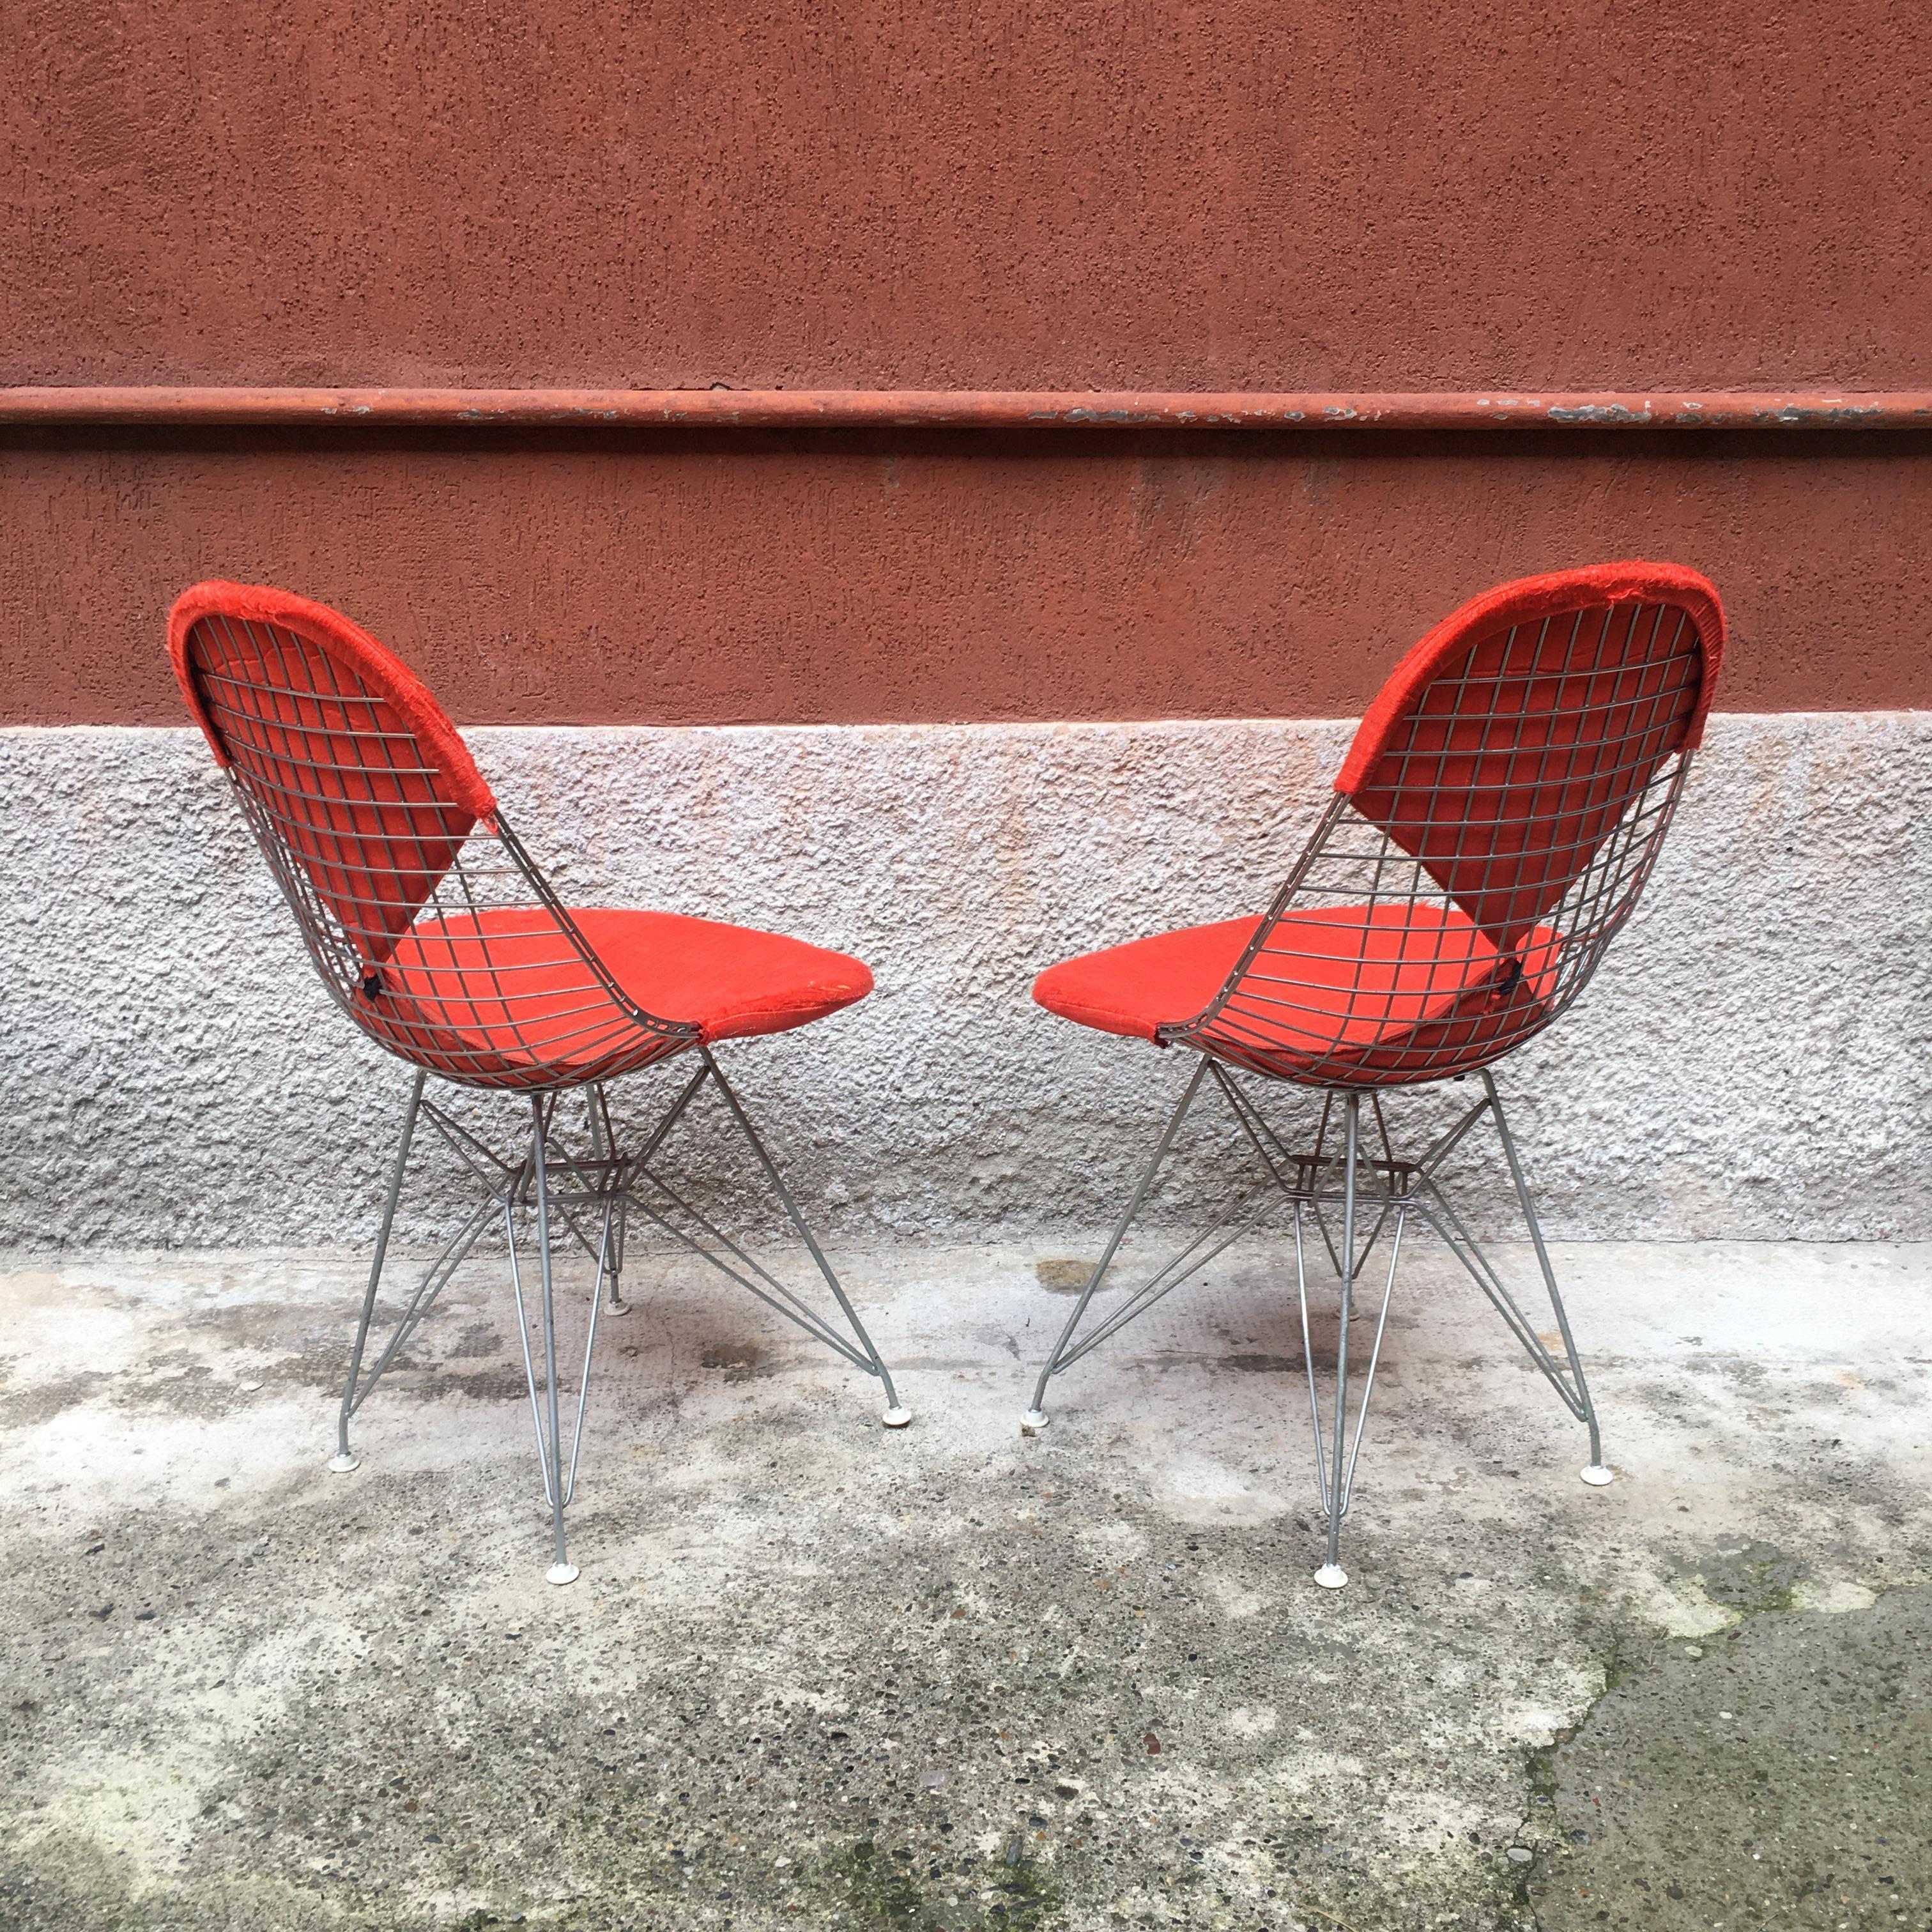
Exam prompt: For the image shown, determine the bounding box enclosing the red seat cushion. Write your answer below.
[564,910,872,1041]
[1034,915,1269,1043]
[1033,903,1559,1081]
[381,907,871,1077]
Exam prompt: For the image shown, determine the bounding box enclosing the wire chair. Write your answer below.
[1025,561,1726,1587]
[169,581,908,1584]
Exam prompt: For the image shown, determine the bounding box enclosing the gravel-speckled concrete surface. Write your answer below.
[1,1235,1927,1929]
[3,714,1929,1250]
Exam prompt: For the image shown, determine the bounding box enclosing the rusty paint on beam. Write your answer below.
[2,387,1931,433]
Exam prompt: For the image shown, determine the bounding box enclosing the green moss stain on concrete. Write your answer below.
[1675,1534,1809,1617]
[1526,1584,1932,1930]
[4,1244,1931,1930]
[822,1837,1061,1929]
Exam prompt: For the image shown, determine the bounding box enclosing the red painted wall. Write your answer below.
[6,429,1928,724]
[4,2,1928,723]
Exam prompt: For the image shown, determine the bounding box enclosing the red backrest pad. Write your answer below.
[168,583,496,967]
[1334,562,1726,949]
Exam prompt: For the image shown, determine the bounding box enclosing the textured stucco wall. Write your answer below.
[2,713,1926,1250]
[8,0,1932,732]
[10,433,1932,726]
[7,2,1922,390]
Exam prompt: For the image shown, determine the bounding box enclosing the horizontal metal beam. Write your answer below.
[2,386,1930,432]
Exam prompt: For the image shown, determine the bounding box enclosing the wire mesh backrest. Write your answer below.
[1169,562,1725,1087]
[169,582,694,1090]
[1338,565,1723,950]
[171,586,492,968]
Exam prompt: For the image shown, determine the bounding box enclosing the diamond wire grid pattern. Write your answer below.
[183,611,698,1091]
[333,1059,906,1504]
[176,586,907,1579]
[1165,598,1706,1087]
[1025,576,1720,1579]
[1028,1061,1599,1511]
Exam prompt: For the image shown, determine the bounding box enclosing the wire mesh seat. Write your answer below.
[1025,561,1726,1586]
[169,579,908,1583]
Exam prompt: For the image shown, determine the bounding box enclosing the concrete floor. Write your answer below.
[1,1235,1928,1930]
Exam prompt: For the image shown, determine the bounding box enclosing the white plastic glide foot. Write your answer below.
[546,1562,580,1586]
[1314,1564,1349,1590]
[328,1453,360,1474]
[1581,1464,1615,1487]
[882,1406,912,1429]
[1020,1409,1050,1434]
[605,1296,633,1319]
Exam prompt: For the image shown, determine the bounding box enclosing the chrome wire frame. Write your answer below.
[1165,601,1703,1089]
[1024,592,1715,1583]
[1023,1059,1605,1584]
[187,608,700,1092]
[180,602,904,1583]
[334,1046,906,1583]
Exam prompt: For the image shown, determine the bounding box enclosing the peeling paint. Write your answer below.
[1546,403,1655,425]
[4,387,1931,432]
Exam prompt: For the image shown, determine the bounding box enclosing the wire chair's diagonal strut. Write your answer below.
[330,1049,912,1551]
[1480,1068,1609,1482]
[332,1068,427,1473]
[1214,1066,1405,1284]
[698,1048,908,1423]
[1019,1056,1613,1580]
[341,1193,498,1425]
[1023,1056,1215,1429]
[587,1084,632,1314]
[624,1173,877,1372]
[1413,1178,1588,1419]
[1050,1194,1282,1376]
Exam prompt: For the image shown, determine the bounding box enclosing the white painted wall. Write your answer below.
[2,714,1926,1249]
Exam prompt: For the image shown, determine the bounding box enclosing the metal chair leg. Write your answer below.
[588,1084,632,1317]
[495,1096,618,1586]
[1024,1057,1215,1430]
[1480,1071,1612,1486]
[1289,1092,1408,1591]
[702,1048,910,1425]
[332,1069,427,1474]
[1314,1096,1361,1589]
[528,1098,578,1583]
